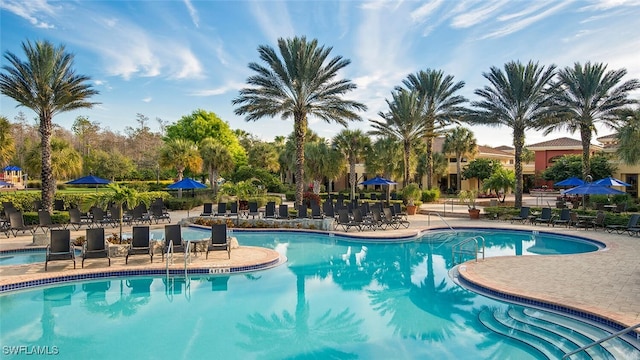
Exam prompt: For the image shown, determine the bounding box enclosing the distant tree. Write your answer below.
[304,141,345,194]
[0,40,98,211]
[462,158,501,191]
[541,62,640,180]
[166,109,247,166]
[247,141,280,173]
[615,107,640,165]
[83,149,135,181]
[482,168,515,202]
[233,36,366,206]
[159,139,202,197]
[365,137,402,183]
[442,127,477,191]
[199,137,234,195]
[542,154,615,182]
[400,69,467,189]
[333,129,370,199]
[71,116,100,157]
[466,60,556,208]
[0,116,15,166]
[230,166,283,193]
[25,138,82,181]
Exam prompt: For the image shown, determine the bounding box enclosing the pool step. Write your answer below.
[478,306,640,359]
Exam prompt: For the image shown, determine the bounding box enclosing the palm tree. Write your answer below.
[199,137,235,195]
[159,138,202,197]
[615,107,640,165]
[304,141,345,194]
[365,137,402,182]
[466,60,556,208]
[233,36,366,207]
[25,137,83,181]
[333,129,371,199]
[0,116,15,166]
[370,89,426,185]
[442,127,477,191]
[401,69,467,189]
[541,62,640,180]
[0,40,98,211]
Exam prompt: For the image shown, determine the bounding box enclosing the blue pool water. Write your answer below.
[1,230,637,359]
[0,249,81,266]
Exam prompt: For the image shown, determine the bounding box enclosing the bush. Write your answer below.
[27,180,41,188]
[421,189,440,203]
[163,197,204,211]
[285,191,296,201]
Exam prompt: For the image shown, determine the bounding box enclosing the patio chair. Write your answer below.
[591,211,606,231]
[311,203,323,219]
[510,207,530,224]
[33,200,43,212]
[297,204,308,219]
[552,208,571,227]
[110,205,131,226]
[264,202,276,218]
[54,199,66,211]
[228,202,239,218]
[612,203,627,214]
[206,223,230,259]
[126,226,153,264]
[37,210,67,233]
[369,208,384,230]
[393,203,408,221]
[69,208,92,230]
[162,224,185,261]
[150,205,171,223]
[569,212,591,230]
[8,211,36,237]
[322,201,335,219]
[278,204,289,219]
[383,207,401,230]
[91,207,115,228]
[45,229,75,270]
[82,227,110,268]
[247,202,260,219]
[337,209,361,232]
[216,202,227,217]
[606,214,639,234]
[533,208,553,226]
[200,203,214,216]
[130,204,151,224]
[390,205,410,228]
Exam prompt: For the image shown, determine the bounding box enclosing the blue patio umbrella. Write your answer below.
[167,178,207,189]
[563,183,626,195]
[66,175,111,185]
[555,177,585,187]
[593,177,631,187]
[359,176,397,186]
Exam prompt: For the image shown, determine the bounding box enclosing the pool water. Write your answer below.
[0,250,81,266]
[1,230,637,359]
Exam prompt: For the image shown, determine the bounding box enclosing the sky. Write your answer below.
[1,0,640,148]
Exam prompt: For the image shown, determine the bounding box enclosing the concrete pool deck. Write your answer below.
[1,201,638,332]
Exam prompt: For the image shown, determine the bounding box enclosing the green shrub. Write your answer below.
[421,189,441,203]
[285,191,296,201]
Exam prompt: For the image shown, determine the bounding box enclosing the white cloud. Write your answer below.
[0,0,57,29]
[450,0,509,28]
[580,0,640,10]
[189,81,244,97]
[142,97,152,103]
[248,1,294,42]
[482,2,570,39]
[183,0,199,28]
[410,0,444,23]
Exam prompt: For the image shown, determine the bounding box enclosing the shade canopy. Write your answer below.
[359,176,397,186]
[167,178,207,189]
[2,165,21,171]
[563,183,626,195]
[555,177,585,187]
[593,177,631,187]
[66,175,111,185]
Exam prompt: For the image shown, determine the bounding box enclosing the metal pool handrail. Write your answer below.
[428,211,455,232]
[561,322,640,359]
[452,236,485,264]
[165,240,173,278]
[184,241,191,278]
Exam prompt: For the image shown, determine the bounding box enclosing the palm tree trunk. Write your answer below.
[40,113,54,212]
[177,167,184,198]
[212,169,219,196]
[294,114,307,207]
[349,157,356,200]
[208,166,215,191]
[403,140,411,185]
[580,125,592,181]
[456,154,462,191]
[513,127,525,208]
[425,137,433,189]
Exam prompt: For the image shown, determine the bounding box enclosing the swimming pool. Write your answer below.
[1,230,637,359]
[0,249,82,266]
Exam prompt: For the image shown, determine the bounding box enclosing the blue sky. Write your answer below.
[1,0,639,147]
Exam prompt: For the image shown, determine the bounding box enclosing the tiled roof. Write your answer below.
[527,137,584,148]
[477,145,513,157]
[596,134,617,142]
[494,145,514,151]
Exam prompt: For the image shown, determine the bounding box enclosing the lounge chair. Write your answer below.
[337,209,361,232]
[69,208,91,230]
[533,208,553,226]
[510,207,530,224]
[200,203,214,216]
[126,226,153,264]
[382,207,401,230]
[45,229,75,270]
[323,201,335,219]
[247,202,260,219]
[264,202,276,218]
[37,210,67,233]
[206,223,230,259]
[228,202,239,217]
[552,208,571,227]
[7,211,36,237]
[369,208,384,230]
[606,214,639,234]
[91,207,115,228]
[162,224,185,261]
[311,203,323,219]
[297,204,308,219]
[216,202,227,217]
[33,200,43,211]
[82,228,110,268]
[130,204,151,224]
[391,205,410,228]
[150,205,171,223]
[569,212,591,230]
[278,204,289,219]
[54,199,66,211]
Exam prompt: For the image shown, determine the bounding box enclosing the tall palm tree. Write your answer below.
[304,141,345,194]
[370,89,426,185]
[25,137,83,181]
[466,60,556,208]
[159,138,202,197]
[233,36,366,206]
[615,107,640,165]
[401,69,467,189]
[0,116,15,166]
[541,62,640,180]
[365,137,402,182]
[333,129,371,199]
[199,137,235,195]
[0,40,98,211]
[442,127,477,191]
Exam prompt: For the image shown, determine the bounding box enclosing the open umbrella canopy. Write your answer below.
[555,177,585,187]
[563,183,626,195]
[359,176,397,186]
[167,178,207,189]
[593,177,631,187]
[2,165,21,171]
[66,175,111,185]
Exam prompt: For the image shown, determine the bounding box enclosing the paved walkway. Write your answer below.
[1,198,639,331]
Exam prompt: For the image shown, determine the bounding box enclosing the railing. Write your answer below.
[165,240,173,278]
[561,323,640,359]
[452,236,485,264]
[184,241,191,278]
[428,211,455,232]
